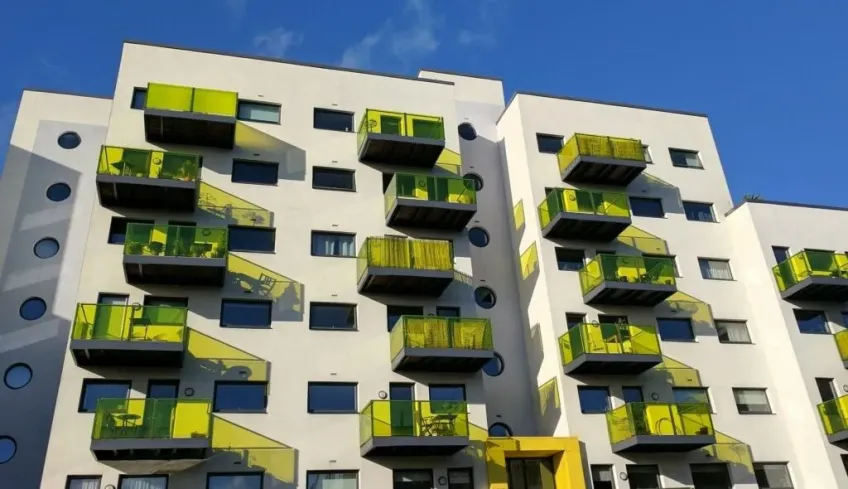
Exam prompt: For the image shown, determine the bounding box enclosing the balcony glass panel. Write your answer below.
[772,251,848,292]
[385,173,476,215]
[836,330,848,363]
[538,188,630,229]
[123,224,228,259]
[557,133,645,174]
[357,109,445,149]
[356,237,453,281]
[819,395,848,436]
[390,316,492,358]
[97,146,200,182]
[72,303,187,343]
[606,402,714,444]
[580,255,676,295]
[146,83,238,117]
[92,398,211,440]
[559,323,659,364]
[359,400,469,445]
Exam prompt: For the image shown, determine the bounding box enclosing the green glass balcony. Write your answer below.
[357,109,446,167]
[390,316,494,372]
[96,146,200,211]
[538,188,631,241]
[384,173,477,230]
[359,400,469,456]
[91,398,212,464]
[357,236,454,296]
[70,303,187,368]
[123,223,228,287]
[144,83,238,149]
[559,323,661,375]
[557,133,646,186]
[580,254,677,306]
[818,395,848,447]
[773,251,848,301]
[607,402,715,453]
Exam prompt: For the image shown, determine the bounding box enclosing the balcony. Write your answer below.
[538,188,631,241]
[357,109,446,167]
[836,330,848,369]
[357,237,454,297]
[91,398,212,465]
[70,303,187,368]
[773,251,848,301]
[818,395,848,448]
[559,323,662,375]
[580,255,677,306]
[390,316,494,372]
[144,83,238,149]
[607,402,715,453]
[96,146,200,211]
[123,224,227,287]
[558,134,647,186]
[385,173,477,231]
[359,400,469,456]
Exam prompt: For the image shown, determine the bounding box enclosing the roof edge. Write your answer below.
[417,68,502,82]
[23,88,113,100]
[726,197,848,217]
[501,91,708,119]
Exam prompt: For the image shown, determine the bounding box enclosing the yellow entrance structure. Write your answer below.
[485,437,585,489]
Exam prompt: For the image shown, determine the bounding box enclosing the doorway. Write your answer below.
[146,380,179,439]
[506,458,555,489]
[389,383,415,436]
[93,294,129,339]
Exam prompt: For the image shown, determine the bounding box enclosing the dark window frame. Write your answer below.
[536,133,564,154]
[237,100,281,124]
[313,167,356,191]
[313,108,355,133]
[307,382,358,414]
[311,231,356,258]
[772,246,790,264]
[698,257,734,281]
[206,472,264,489]
[130,87,147,110]
[625,464,661,488]
[715,319,752,344]
[733,387,773,415]
[673,386,713,412]
[793,309,830,335]
[213,381,269,413]
[589,465,614,489]
[656,317,696,342]
[683,201,717,222]
[309,302,358,331]
[108,218,154,245]
[393,469,434,489]
[227,226,277,253]
[220,299,273,329]
[66,475,103,489]
[447,468,474,489]
[231,159,280,186]
[629,197,665,218]
[753,462,794,489]
[577,385,611,414]
[306,471,358,489]
[78,379,131,413]
[118,474,169,489]
[669,148,704,169]
[555,248,585,271]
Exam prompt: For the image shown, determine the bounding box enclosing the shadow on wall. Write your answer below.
[658,291,716,338]
[527,323,544,377]
[701,431,756,484]
[616,226,670,255]
[223,254,304,322]
[197,182,274,228]
[655,356,703,387]
[184,329,270,382]
[234,122,305,181]
[512,200,525,241]
[537,377,561,436]
[634,172,684,215]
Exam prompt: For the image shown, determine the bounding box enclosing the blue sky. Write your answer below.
[1,1,846,206]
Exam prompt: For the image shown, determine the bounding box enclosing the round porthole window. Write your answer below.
[4,364,32,390]
[463,173,483,191]
[0,437,16,464]
[46,183,71,202]
[458,123,477,141]
[19,298,46,321]
[483,352,504,377]
[33,238,60,259]
[468,227,489,248]
[474,287,497,309]
[57,131,81,149]
[488,423,512,437]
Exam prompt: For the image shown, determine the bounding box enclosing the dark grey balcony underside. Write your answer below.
[561,155,647,186]
[542,212,631,241]
[70,339,185,368]
[124,255,227,287]
[611,434,716,453]
[562,353,662,375]
[144,109,236,149]
[584,281,677,306]
[387,199,477,231]
[359,133,445,168]
[827,430,848,448]
[358,267,453,297]
[392,347,495,373]
[780,276,848,301]
[91,437,212,462]
[361,436,469,457]
[96,174,197,212]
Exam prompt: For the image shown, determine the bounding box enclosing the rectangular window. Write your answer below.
[793,309,829,334]
[643,145,652,163]
[690,464,731,489]
[213,382,268,413]
[698,258,733,280]
[306,471,359,489]
[232,160,279,185]
[220,300,272,328]
[311,231,356,257]
[629,197,665,218]
[733,388,772,414]
[387,305,424,331]
[437,306,461,317]
[715,320,752,344]
[625,465,660,489]
[310,303,357,331]
[228,226,276,252]
[590,466,614,489]
[131,88,147,110]
[313,167,356,191]
[577,386,610,414]
[448,469,473,489]
[566,313,585,330]
[657,318,695,342]
[754,463,793,489]
[207,473,263,489]
[67,476,102,489]
[237,101,280,123]
[816,377,837,403]
[79,380,131,413]
[108,218,153,244]
[429,384,467,413]
[120,476,168,489]
[772,246,790,264]
[308,382,357,413]
[644,254,680,277]
[622,386,644,404]
[670,148,703,168]
[536,134,564,154]
[393,470,433,489]
[555,248,584,271]
[314,108,354,132]
[673,387,712,411]
[683,201,716,222]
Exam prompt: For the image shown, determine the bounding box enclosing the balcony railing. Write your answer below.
[356,237,454,295]
[359,400,469,456]
[559,323,661,374]
[384,173,477,230]
[357,109,446,167]
[98,146,200,182]
[92,398,211,441]
[818,395,848,445]
[357,110,445,149]
[390,316,492,354]
[836,330,848,368]
[124,223,228,260]
[72,303,187,343]
[145,83,238,117]
[538,188,631,240]
[557,133,646,185]
[773,251,848,300]
[606,402,715,452]
[580,254,677,305]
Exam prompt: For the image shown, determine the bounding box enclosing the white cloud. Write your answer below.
[457,30,496,47]
[253,27,303,58]
[341,31,385,69]
[221,0,247,19]
[457,0,506,49]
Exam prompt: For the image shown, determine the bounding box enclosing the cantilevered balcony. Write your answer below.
[607,402,715,453]
[559,323,662,375]
[360,400,469,457]
[538,188,631,241]
[390,316,494,372]
[557,134,647,186]
[144,83,238,149]
[70,303,187,368]
[91,398,212,464]
[356,237,454,297]
[818,395,848,448]
[96,146,200,211]
[773,251,848,301]
[123,224,227,287]
[357,109,446,167]
[580,254,677,306]
[385,173,477,231]
[835,330,848,369]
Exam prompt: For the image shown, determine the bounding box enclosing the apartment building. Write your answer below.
[0,40,845,489]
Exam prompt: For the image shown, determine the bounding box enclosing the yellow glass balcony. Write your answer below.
[70,303,187,368]
[91,398,212,463]
[559,323,661,375]
[96,146,200,211]
[359,400,469,456]
[580,254,677,306]
[390,315,494,372]
[538,188,631,241]
[557,133,646,186]
[773,251,848,301]
[606,402,715,453]
[357,109,446,167]
[123,223,228,287]
[384,173,477,230]
[819,395,848,447]
[356,236,454,296]
[835,330,848,369]
[144,82,238,149]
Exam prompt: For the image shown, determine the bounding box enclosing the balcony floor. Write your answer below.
[358,267,454,297]
[70,339,185,368]
[386,199,477,231]
[359,134,445,168]
[611,434,716,453]
[91,437,212,462]
[124,255,227,287]
[780,276,848,301]
[144,109,236,149]
[584,281,676,306]
[96,175,197,212]
[563,353,662,375]
[542,212,631,241]
[392,347,495,373]
[361,436,469,457]
[561,155,646,186]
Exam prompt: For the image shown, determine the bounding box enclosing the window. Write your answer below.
[794,310,829,334]
[626,465,660,489]
[816,377,837,403]
[4,363,32,390]
[536,134,563,154]
[458,123,477,141]
[314,108,353,132]
[644,254,680,277]
[474,287,497,309]
[228,226,276,252]
[231,160,279,185]
[108,218,153,244]
[437,306,461,317]
[429,384,467,413]
[393,470,433,489]
[46,182,72,202]
[642,145,652,163]
[306,471,358,489]
[307,382,357,413]
[58,131,82,149]
[698,258,733,280]
[482,352,504,377]
[555,248,584,271]
[119,476,168,489]
[733,388,772,414]
[629,197,665,218]
[213,382,268,413]
[566,313,585,330]
[590,466,614,489]
[716,320,751,344]
[387,305,423,331]
[657,318,695,342]
[313,167,356,191]
[208,473,262,489]
[754,463,793,489]
[488,422,512,437]
[772,246,790,264]
[311,231,356,257]
[220,300,272,328]
[237,101,280,123]
[78,380,130,413]
[131,88,147,109]
[690,464,731,489]
[310,303,357,330]
[577,386,610,414]
[622,386,644,404]
[448,469,473,489]
[673,387,712,411]
[670,148,703,168]
[67,476,102,489]
[683,201,716,222]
